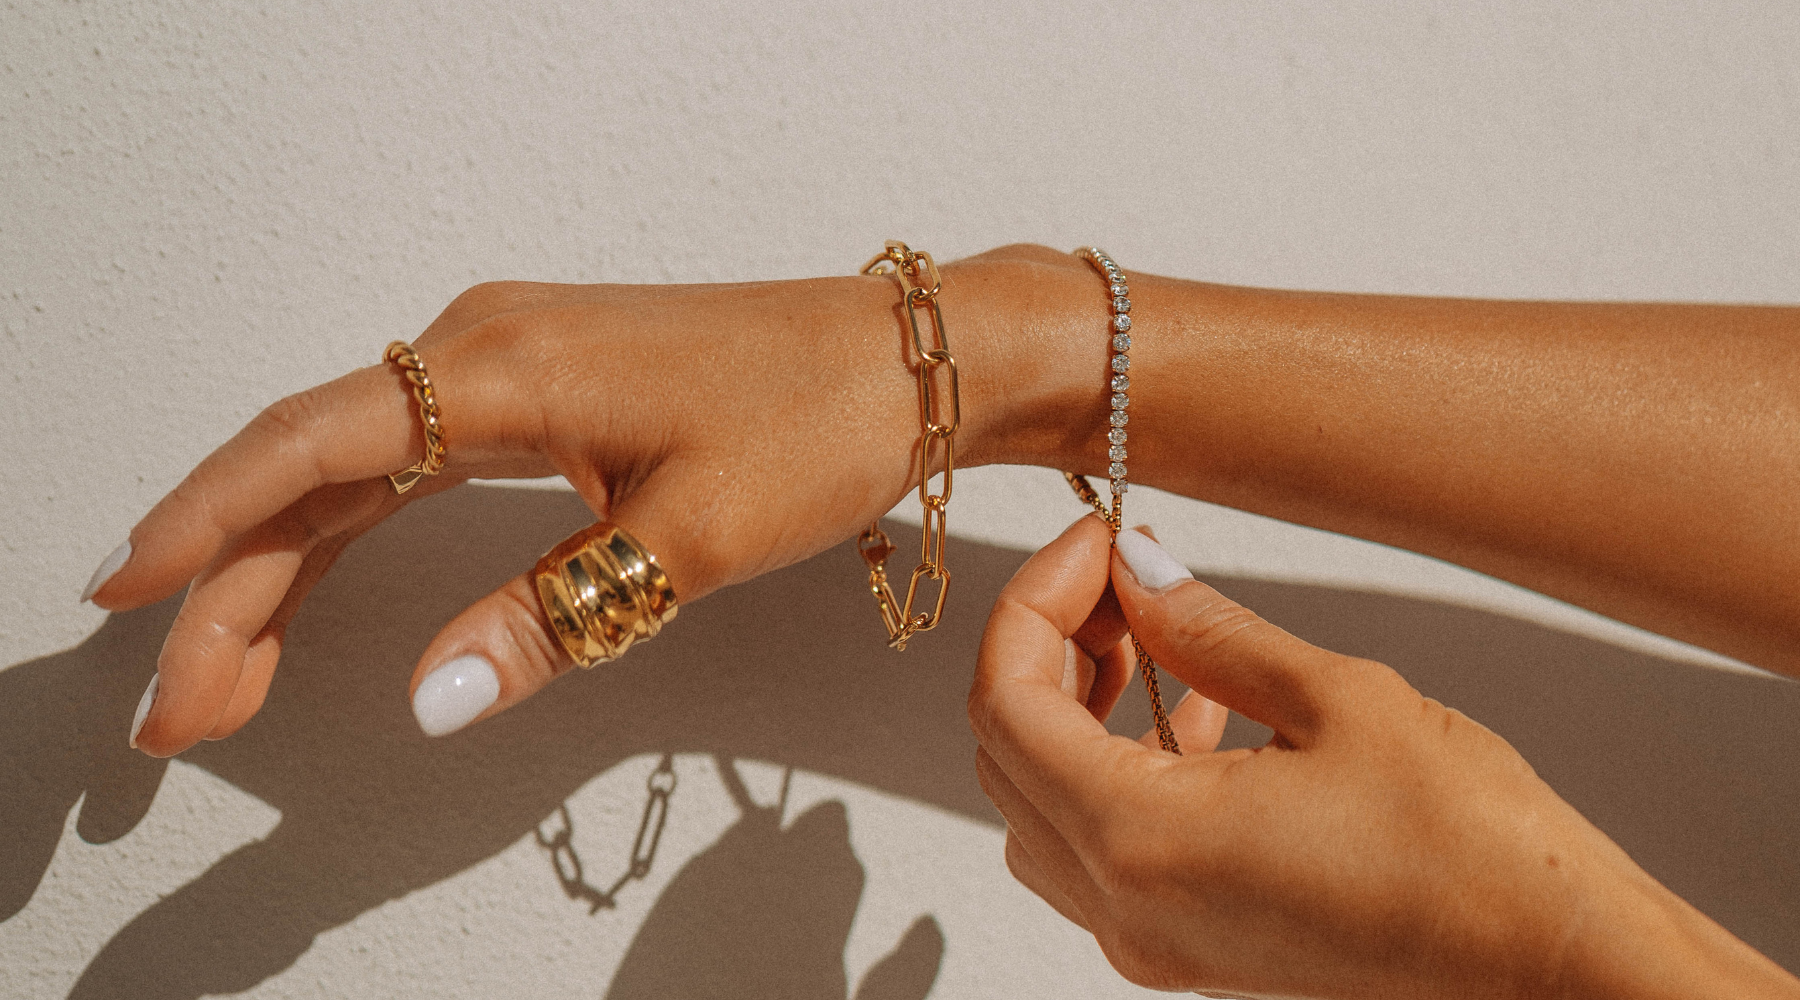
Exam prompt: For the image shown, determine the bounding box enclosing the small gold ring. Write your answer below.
[384,340,446,495]
[534,522,679,668]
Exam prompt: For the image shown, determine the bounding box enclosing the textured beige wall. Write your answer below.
[3,2,1798,997]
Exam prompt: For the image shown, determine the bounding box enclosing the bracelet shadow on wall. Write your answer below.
[1,483,1795,999]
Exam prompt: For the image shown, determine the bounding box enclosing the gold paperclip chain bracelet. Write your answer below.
[857,242,961,651]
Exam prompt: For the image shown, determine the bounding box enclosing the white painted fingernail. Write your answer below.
[1115,528,1194,592]
[82,540,131,603]
[129,673,159,749]
[412,655,500,737]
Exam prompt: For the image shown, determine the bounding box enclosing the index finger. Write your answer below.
[91,362,432,611]
[968,515,1162,846]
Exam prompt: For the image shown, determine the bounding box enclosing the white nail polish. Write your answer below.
[1115,529,1194,592]
[412,655,500,737]
[82,540,131,603]
[129,673,159,749]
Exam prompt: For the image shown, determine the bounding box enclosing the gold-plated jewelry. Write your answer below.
[534,522,679,668]
[856,241,961,651]
[1065,248,1180,755]
[383,340,447,494]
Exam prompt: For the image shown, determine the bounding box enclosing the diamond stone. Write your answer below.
[1111,392,1129,409]
[1113,314,1132,332]
[1109,409,1129,427]
[1112,333,1131,353]
[1111,374,1130,392]
[1112,479,1129,494]
[1111,354,1130,373]
[1109,444,1127,461]
[1108,427,1127,445]
[1111,282,1128,297]
[1109,461,1127,479]
[1114,296,1131,313]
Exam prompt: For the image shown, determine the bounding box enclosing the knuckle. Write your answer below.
[966,675,1001,740]
[1169,597,1265,658]
[456,311,561,388]
[256,388,327,441]
[457,309,532,355]
[264,505,328,553]
[1419,696,1457,731]
[1088,819,1156,898]
[166,473,224,543]
[167,614,246,667]
[250,390,331,485]
[1353,654,1410,691]
[1418,694,1482,739]
[1421,695,1521,760]
[1095,930,1182,991]
[972,747,999,799]
[495,582,573,686]
[1001,833,1033,883]
[444,280,535,327]
[256,617,293,645]
[1101,850,1162,904]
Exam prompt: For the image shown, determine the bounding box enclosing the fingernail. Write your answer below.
[82,540,131,603]
[412,655,500,737]
[129,673,159,749]
[1115,527,1194,592]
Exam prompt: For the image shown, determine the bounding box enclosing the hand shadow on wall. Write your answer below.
[1,484,1795,999]
[602,755,943,1000]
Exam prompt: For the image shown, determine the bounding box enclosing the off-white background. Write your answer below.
[4,2,1798,997]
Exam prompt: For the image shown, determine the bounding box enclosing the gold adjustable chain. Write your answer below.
[1065,247,1180,755]
[857,241,961,651]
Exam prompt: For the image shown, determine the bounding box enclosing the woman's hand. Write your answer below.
[968,515,1799,999]
[92,246,1114,757]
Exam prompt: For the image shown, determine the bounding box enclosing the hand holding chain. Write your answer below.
[856,241,961,651]
[1064,248,1180,754]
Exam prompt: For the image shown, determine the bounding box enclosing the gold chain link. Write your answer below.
[857,241,960,650]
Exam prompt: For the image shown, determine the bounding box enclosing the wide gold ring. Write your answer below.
[533,523,679,668]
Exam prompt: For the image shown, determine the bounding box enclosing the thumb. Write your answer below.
[407,571,565,737]
[406,516,686,738]
[1110,527,1349,748]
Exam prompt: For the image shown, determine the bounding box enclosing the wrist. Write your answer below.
[1556,864,1800,1000]
[938,245,1119,471]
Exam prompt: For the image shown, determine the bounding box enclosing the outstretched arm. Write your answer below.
[972,246,1800,675]
[94,244,1800,758]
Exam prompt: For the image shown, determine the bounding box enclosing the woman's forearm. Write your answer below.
[954,247,1800,676]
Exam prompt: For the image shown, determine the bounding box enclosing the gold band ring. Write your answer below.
[384,340,446,495]
[534,522,679,668]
